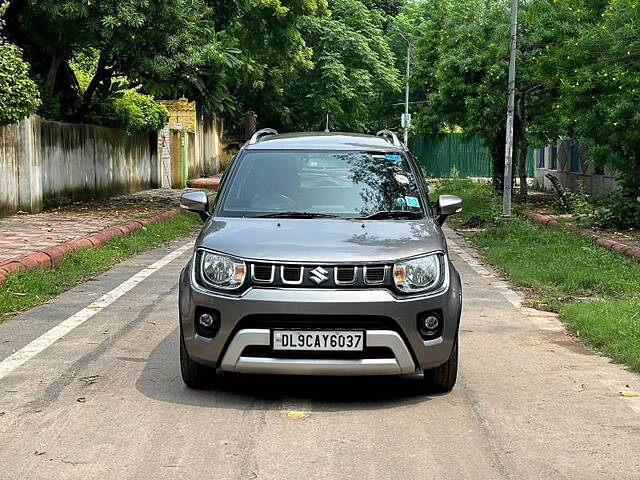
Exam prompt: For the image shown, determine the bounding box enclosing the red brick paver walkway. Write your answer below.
[0,189,191,265]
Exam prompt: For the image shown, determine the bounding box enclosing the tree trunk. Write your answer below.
[518,139,528,200]
[81,52,110,113]
[489,133,505,193]
[45,55,64,96]
[514,92,527,201]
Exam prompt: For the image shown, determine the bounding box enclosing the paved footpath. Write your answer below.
[0,228,639,479]
[0,189,188,265]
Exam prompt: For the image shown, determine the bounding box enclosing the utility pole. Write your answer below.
[399,33,412,146]
[502,0,519,217]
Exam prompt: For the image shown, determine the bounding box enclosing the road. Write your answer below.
[0,229,639,480]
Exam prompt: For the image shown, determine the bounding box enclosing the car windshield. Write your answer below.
[219,150,426,218]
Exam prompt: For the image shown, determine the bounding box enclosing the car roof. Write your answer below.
[244,132,405,152]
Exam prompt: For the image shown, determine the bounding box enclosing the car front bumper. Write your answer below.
[179,261,462,375]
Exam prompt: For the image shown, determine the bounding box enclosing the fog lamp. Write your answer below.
[199,313,215,328]
[424,315,439,330]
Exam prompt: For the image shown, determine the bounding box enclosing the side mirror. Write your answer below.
[436,195,463,226]
[180,192,210,222]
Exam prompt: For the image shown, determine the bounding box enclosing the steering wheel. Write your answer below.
[251,193,297,210]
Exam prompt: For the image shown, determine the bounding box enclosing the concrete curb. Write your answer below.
[521,210,640,261]
[0,209,181,286]
[187,177,220,191]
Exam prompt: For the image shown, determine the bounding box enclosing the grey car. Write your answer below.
[178,129,463,392]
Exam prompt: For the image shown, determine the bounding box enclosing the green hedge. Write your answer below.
[0,40,40,125]
[90,90,169,134]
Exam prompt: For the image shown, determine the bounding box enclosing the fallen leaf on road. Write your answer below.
[620,390,639,398]
[284,411,310,420]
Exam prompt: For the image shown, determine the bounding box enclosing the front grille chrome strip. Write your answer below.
[334,266,357,285]
[251,264,275,284]
[280,266,304,285]
[363,266,387,285]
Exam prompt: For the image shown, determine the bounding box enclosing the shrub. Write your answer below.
[0,40,40,125]
[594,191,640,230]
[90,90,168,134]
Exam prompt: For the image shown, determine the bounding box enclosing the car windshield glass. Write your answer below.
[219,150,425,218]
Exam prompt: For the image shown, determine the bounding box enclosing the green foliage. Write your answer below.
[549,0,640,196]
[594,191,640,230]
[90,90,169,134]
[0,40,40,125]
[233,0,400,132]
[565,191,596,222]
[0,4,40,125]
[280,0,400,131]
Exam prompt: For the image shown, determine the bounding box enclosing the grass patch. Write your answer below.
[473,220,640,303]
[561,300,640,372]
[0,213,200,322]
[433,179,640,372]
[430,178,502,226]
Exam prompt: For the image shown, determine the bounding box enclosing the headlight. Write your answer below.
[200,251,246,290]
[393,254,442,293]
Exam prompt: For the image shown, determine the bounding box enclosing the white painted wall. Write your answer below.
[0,116,161,215]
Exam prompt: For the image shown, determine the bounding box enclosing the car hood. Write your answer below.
[196,217,447,263]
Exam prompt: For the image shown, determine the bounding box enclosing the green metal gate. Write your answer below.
[409,134,534,178]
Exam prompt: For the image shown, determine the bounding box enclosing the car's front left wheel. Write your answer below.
[180,331,216,389]
[423,340,458,392]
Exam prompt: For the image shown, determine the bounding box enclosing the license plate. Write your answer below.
[273,330,364,351]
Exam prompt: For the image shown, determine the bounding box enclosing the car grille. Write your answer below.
[247,262,391,288]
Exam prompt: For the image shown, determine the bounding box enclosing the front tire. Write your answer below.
[423,340,458,392]
[180,331,216,389]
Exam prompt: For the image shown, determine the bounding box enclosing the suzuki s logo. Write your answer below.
[310,266,329,285]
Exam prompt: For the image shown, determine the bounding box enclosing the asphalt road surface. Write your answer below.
[1,229,639,480]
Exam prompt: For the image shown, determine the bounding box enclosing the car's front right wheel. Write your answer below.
[423,340,458,392]
[180,331,216,389]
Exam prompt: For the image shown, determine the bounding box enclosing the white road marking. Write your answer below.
[0,242,192,381]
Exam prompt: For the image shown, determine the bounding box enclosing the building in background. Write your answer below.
[533,139,618,197]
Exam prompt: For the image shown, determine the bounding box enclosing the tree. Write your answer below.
[0,2,39,125]
[403,0,559,195]
[4,0,240,120]
[549,0,640,197]
[240,0,400,132]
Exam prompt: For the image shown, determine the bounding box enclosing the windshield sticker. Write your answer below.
[405,196,420,208]
[394,173,410,185]
[385,154,402,162]
[394,197,407,208]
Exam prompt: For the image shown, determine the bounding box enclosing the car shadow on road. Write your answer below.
[135,328,440,412]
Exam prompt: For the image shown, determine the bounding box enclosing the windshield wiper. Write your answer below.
[256,211,341,219]
[356,211,424,220]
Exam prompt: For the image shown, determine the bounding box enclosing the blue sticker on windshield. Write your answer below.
[385,154,402,162]
[405,196,420,208]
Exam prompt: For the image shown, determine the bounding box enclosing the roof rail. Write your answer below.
[248,128,278,145]
[376,129,403,148]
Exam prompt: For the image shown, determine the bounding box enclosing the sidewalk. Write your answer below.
[0,189,190,266]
